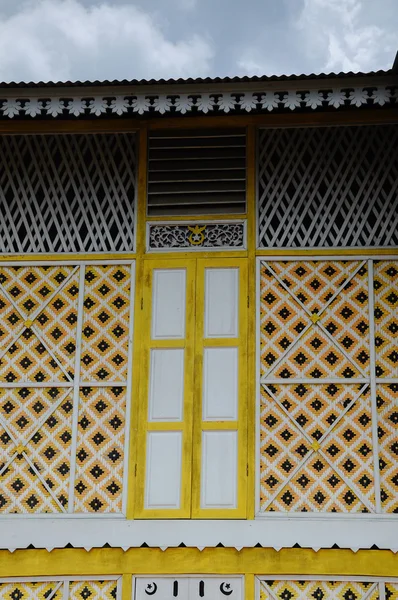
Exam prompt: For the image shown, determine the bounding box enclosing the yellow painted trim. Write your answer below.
[2,547,398,577]
[134,259,196,518]
[201,421,238,430]
[126,264,144,519]
[147,422,184,431]
[246,574,255,600]
[122,574,132,600]
[144,251,247,260]
[203,338,239,347]
[192,257,248,519]
[149,339,186,348]
[146,214,247,222]
[246,125,257,520]
[256,248,398,256]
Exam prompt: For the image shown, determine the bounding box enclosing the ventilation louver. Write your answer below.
[147,128,247,216]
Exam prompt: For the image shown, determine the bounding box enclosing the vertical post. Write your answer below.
[67,265,86,512]
[122,574,132,600]
[126,125,147,518]
[246,125,257,519]
[368,259,382,513]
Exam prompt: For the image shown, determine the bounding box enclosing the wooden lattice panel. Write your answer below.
[0,134,136,253]
[0,263,133,514]
[258,258,398,514]
[258,125,398,248]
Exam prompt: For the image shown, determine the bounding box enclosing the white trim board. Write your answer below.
[2,518,398,551]
[0,85,396,119]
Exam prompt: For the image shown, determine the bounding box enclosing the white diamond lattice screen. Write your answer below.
[258,125,398,248]
[0,133,136,253]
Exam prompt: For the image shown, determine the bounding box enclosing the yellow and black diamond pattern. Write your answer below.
[80,266,130,383]
[260,384,375,512]
[377,384,398,513]
[260,580,379,600]
[0,581,62,599]
[374,261,398,379]
[73,387,126,513]
[386,584,398,600]
[259,259,397,514]
[0,388,73,513]
[69,580,118,600]
[0,264,132,514]
[260,261,370,380]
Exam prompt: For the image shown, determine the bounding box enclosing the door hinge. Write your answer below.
[247,295,250,308]
[140,298,143,310]
[134,463,137,477]
[246,463,249,476]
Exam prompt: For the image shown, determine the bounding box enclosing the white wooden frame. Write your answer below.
[255,255,398,518]
[132,575,244,600]
[0,260,135,518]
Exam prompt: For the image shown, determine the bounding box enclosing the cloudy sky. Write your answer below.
[0,0,397,83]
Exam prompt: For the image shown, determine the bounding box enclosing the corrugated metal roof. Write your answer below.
[0,69,393,89]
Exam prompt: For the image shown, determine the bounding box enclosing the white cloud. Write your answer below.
[236,0,397,77]
[0,0,213,82]
[297,0,397,72]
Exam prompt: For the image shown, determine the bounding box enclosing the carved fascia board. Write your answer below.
[2,517,398,551]
[0,85,396,118]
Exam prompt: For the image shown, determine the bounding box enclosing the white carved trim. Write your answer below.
[2,517,398,551]
[0,86,396,118]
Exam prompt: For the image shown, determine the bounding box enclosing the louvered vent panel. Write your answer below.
[148,128,247,216]
[0,133,136,253]
[258,124,398,248]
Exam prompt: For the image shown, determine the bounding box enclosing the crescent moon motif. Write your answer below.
[145,583,158,596]
[220,583,233,596]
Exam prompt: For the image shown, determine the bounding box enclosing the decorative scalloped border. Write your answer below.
[0,86,396,118]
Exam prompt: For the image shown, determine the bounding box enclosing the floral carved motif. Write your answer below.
[148,222,245,250]
[0,86,396,118]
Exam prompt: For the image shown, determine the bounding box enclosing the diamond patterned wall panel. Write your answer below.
[386,584,398,600]
[259,384,374,512]
[0,263,133,514]
[73,387,126,513]
[0,581,62,600]
[260,261,369,380]
[69,580,118,600]
[260,580,379,600]
[374,261,398,378]
[80,266,131,383]
[0,134,136,253]
[258,125,398,248]
[377,384,398,513]
[258,258,398,514]
[0,388,73,513]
